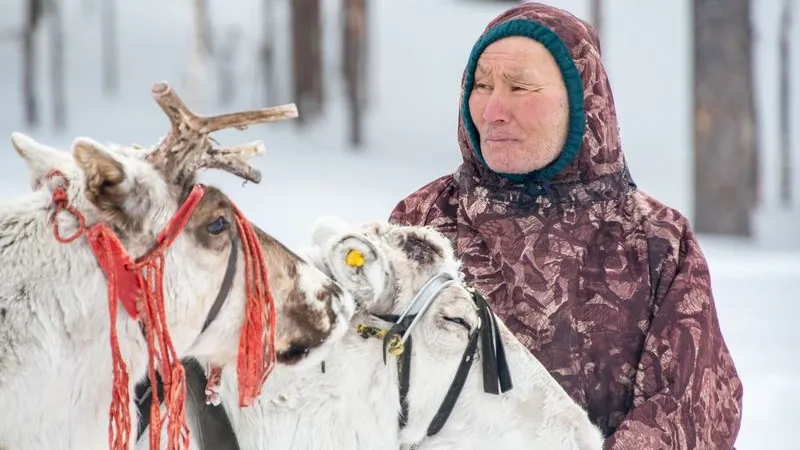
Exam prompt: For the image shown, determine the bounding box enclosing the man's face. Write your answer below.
[468,36,570,175]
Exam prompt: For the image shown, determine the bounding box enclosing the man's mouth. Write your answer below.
[484,137,517,144]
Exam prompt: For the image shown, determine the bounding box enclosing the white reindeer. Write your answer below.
[186,217,604,450]
[0,82,355,450]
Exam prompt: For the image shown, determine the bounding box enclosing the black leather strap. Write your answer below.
[386,288,515,442]
[135,234,240,447]
[183,358,241,450]
[426,327,480,436]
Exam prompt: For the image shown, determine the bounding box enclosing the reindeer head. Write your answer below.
[307,216,481,353]
[9,82,355,394]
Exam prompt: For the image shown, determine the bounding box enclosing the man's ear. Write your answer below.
[72,137,129,216]
[10,132,74,189]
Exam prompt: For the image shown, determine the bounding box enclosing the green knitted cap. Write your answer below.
[461,18,586,183]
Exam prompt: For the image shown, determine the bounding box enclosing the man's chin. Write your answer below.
[484,158,536,176]
[483,151,551,176]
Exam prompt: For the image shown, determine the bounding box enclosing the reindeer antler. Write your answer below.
[146,81,298,184]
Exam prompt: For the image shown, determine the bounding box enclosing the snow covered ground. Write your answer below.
[0,0,797,448]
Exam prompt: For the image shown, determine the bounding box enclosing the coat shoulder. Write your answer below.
[389,175,455,226]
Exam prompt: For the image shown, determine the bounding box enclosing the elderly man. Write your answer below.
[389,3,743,449]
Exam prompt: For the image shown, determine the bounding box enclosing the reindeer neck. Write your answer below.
[0,192,151,449]
[0,191,150,376]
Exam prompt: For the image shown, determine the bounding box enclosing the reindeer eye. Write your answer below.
[443,316,470,330]
[206,216,230,235]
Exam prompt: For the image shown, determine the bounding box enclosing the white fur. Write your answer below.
[0,134,354,450]
[171,216,604,449]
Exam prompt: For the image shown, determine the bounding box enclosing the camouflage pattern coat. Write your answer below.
[389,3,743,449]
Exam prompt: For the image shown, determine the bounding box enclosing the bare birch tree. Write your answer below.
[186,0,211,109]
[200,0,214,56]
[342,0,367,148]
[588,0,602,39]
[779,0,794,207]
[291,0,324,125]
[47,0,65,130]
[693,0,759,236]
[101,0,118,95]
[22,0,44,127]
[258,0,277,105]
[216,26,241,107]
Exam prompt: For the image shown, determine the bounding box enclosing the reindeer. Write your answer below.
[0,82,355,450]
[180,217,604,450]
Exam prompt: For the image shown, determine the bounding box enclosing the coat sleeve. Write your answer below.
[604,226,743,450]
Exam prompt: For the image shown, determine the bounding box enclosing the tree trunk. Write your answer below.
[343,0,367,148]
[692,0,759,236]
[47,0,65,130]
[588,0,602,39]
[259,0,277,104]
[22,0,43,127]
[216,26,240,107]
[779,0,793,207]
[186,0,210,109]
[291,0,323,124]
[101,0,118,95]
[199,0,213,56]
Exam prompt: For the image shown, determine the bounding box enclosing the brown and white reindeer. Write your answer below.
[184,217,603,450]
[0,82,355,450]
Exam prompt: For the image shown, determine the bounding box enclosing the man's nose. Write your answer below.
[482,91,510,123]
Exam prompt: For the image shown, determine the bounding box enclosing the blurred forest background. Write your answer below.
[0,1,798,448]
[2,0,798,241]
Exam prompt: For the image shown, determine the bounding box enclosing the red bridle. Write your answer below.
[45,169,276,450]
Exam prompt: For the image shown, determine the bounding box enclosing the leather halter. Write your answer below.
[370,285,514,443]
[132,267,513,448]
[134,232,241,448]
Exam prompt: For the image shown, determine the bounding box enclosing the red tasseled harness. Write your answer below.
[45,169,277,450]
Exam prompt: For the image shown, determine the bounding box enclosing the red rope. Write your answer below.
[85,202,196,450]
[44,170,133,448]
[88,229,134,450]
[133,252,190,450]
[124,185,207,450]
[46,170,86,242]
[232,204,277,407]
[43,173,277,449]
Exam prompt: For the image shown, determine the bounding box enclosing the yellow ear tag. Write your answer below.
[345,249,365,268]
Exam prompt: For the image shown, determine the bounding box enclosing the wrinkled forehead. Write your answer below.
[474,36,555,71]
[473,37,565,89]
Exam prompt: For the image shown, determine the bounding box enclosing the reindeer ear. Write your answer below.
[311,215,352,247]
[72,138,129,214]
[325,233,389,307]
[10,132,74,189]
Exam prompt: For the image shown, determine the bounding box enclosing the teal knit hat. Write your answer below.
[461,18,586,184]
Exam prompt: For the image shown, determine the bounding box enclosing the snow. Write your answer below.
[0,0,797,448]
